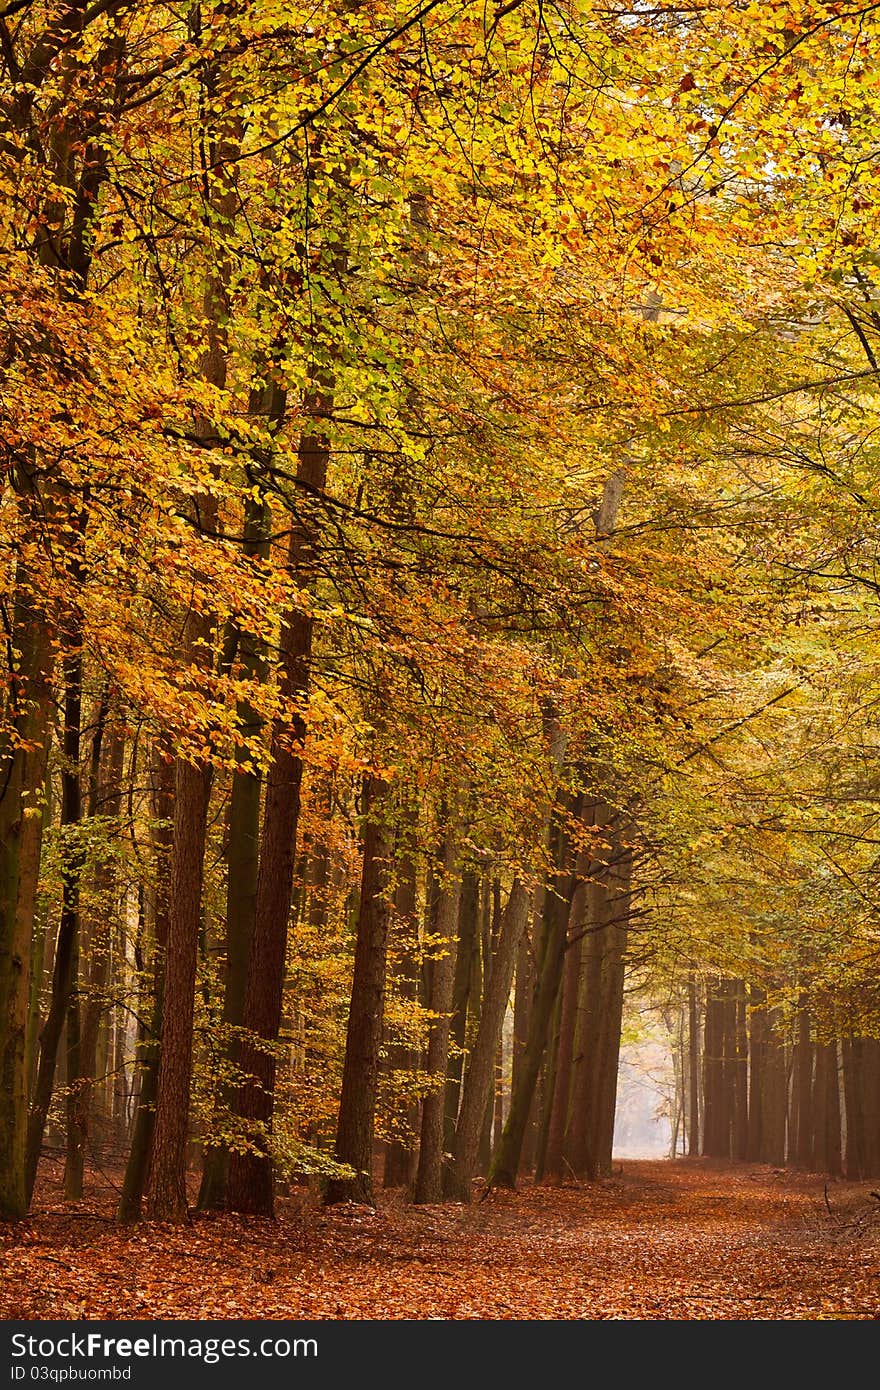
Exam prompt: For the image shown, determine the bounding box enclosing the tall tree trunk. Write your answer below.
[63,937,83,1196]
[384,845,420,1189]
[813,1039,842,1177]
[718,980,736,1161]
[443,869,479,1159]
[588,842,631,1179]
[414,830,461,1204]
[225,405,331,1217]
[565,875,605,1177]
[493,1035,505,1150]
[674,1006,686,1157]
[63,691,107,1200]
[26,827,55,1109]
[793,1006,813,1169]
[534,985,563,1181]
[487,805,578,1190]
[512,919,535,1170]
[447,881,530,1200]
[761,1009,787,1167]
[687,970,700,1156]
[733,981,749,1160]
[826,1041,842,1178]
[542,896,584,1182]
[811,1038,829,1174]
[198,455,273,1211]
[25,643,83,1204]
[478,1071,495,1174]
[745,985,767,1161]
[0,580,53,1219]
[702,978,726,1157]
[63,696,123,1198]
[118,750,174,1222]
[842,1036,865,1180]
[325,776,392,1205]
[863,1040,880,1178]
[143,757,213,1221]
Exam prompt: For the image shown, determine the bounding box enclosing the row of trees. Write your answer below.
[2,0,880,1223]
[661,982,880,1179]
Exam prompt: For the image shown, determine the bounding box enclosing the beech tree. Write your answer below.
[4,0,880,1231]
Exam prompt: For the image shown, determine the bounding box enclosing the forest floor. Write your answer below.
[2,1158,879,1320]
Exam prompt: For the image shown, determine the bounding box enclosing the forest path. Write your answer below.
[2,1159,878,1319]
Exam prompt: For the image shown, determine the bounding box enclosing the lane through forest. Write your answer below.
[2,1161,878,1320]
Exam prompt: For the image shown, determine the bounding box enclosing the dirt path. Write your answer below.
[2,1160,878,1320]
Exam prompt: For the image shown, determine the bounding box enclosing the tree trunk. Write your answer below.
[143,757,212,1221]
[761,1008,786,1167]
[793,1006,813,1169]
[745,985,767,1161]
[842,1036,864,1180]
[443,869,479,1160]
[225,409,331,1218]
[64,701,123,1199]
[863,1040,880,1178]
[733,982,748,1160]
[702,978,726,1157]
[198,483,272,1211]
[413,830,461,1204]
[26,646,83,1205]
[687,970,700,1156]
[383,846,420,1189]
[826,1040,842,1178]
[588,842,631,1179]
[534,985,563,1181]
[813,1040,841,1176]
[118,749,174,1222]
[447,881,530,1200]
[811,1038,828,1173]
[0,582,53,1219]
[512,918,535,1169]
[325,775,392,1205]
[565,875,605,1177]
[541,903,583,1183]
[63,936,83,1197]
[488,804,578,1190]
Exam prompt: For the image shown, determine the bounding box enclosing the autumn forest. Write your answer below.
[2,0,880,1325]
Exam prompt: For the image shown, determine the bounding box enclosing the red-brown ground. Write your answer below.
[2,1159,878,1320]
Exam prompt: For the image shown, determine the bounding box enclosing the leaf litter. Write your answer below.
[1,1160,878,1320]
